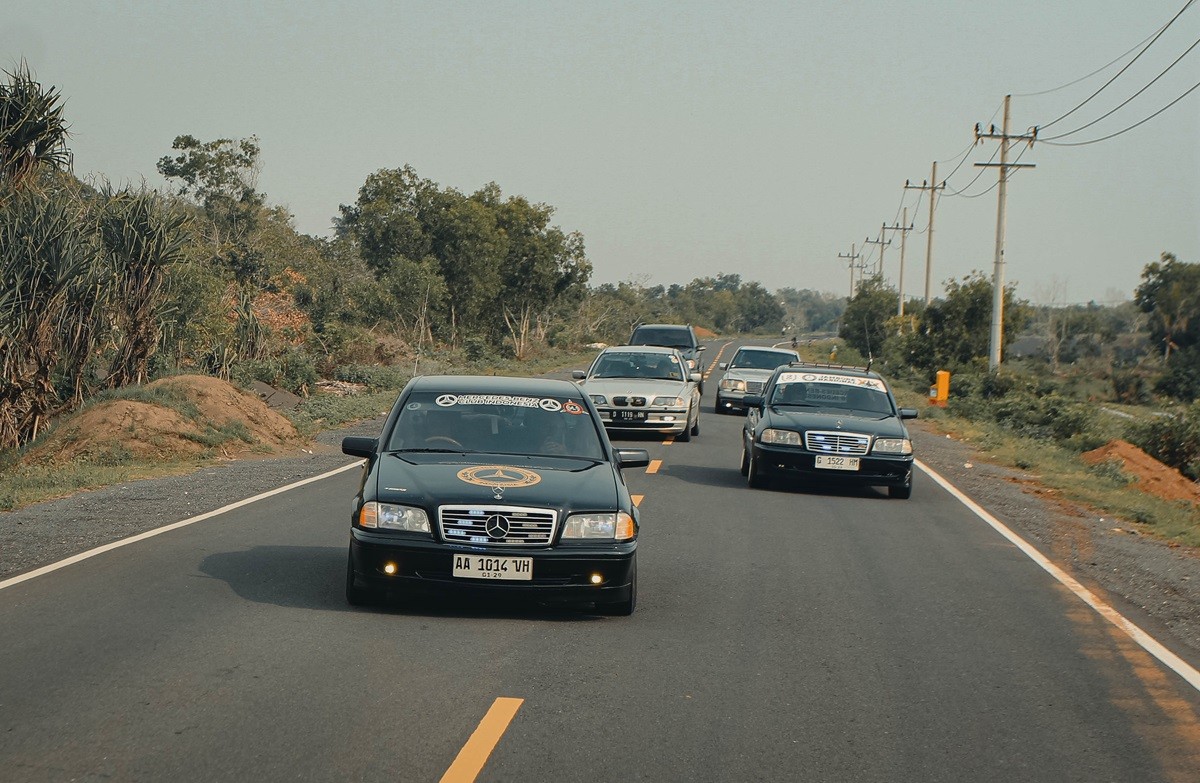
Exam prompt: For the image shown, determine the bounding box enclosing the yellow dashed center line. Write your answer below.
[702,341,734,380]
[646,460,662,474]
[439,697,524,783]
[662,438,674,445]
[632,494,644,507]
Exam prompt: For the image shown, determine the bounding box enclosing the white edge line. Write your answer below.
[915,458,1200,694]
[0,460,365,592]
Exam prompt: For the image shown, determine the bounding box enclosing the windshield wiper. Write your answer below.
[770,402,821,408]
[388,447,476,454]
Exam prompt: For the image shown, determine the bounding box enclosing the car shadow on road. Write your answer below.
[666,463,894,500]
[198,545,604,622]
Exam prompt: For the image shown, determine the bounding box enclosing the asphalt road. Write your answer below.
[2,340,1199,782]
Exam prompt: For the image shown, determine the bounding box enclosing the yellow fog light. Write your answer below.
[590,573,603,585]
[383,562,397,575]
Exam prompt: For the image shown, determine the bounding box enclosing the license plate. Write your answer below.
[814,455,860,471]
[452,554,533,581]
[616,410,647,421]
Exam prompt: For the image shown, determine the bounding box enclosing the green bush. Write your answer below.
[1111,367,1151,404]
[231,347,318,395]
[333,364,410,391]
[1128,402,1200,480]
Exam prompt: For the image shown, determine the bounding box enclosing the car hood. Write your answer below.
[762,407,909,439]
[374,452,621,514]
[582,377,692,398]
[722,368,775,382]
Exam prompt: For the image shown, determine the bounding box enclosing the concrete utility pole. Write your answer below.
[904,164,946,305]
[863,231,891,276]
[883,210,914,317]
[974,94,1036,372]
[838,244,862,298]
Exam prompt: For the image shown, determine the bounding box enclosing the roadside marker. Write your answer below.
[646,460,662,475]
[0,461,365,592]
[916,459,1200,695]
[438,697,524,783]
[632,495,644,507]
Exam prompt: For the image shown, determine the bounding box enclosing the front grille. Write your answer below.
[745,381,765,394]
[439,505,558,546]
[805,430,871,455]
[612,396,647,407]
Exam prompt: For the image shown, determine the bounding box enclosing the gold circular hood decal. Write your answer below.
[457,465,543,489]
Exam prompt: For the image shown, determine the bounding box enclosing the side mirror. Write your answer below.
[899,408,919,420]
[697,345,707,351]
[571,370,586,380]
[719,362,728,370]
[743,394,764,409]
[615,448,650,469]
[688,373,702,383]
[342,436,378,458]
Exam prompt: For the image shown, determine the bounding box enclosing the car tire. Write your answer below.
[889,482,912,500]
[714,397,725,414]
[739,446,750,476]
[677,406,693,442]
[345,549,375,607]
[596,556,636,616]
[690,415,700,437]
[746,448,767,488]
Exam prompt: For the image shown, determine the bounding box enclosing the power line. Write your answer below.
[1038,75,1200,146]
[1013,22,1173,97]
[1040,34,1200,141]
[1036,0,1195,132]
[943,144,998,196]
[954,143,1033,199]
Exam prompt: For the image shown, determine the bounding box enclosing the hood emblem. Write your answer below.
[457,465,543,489]
[493,485,505,500]
[836,420,844,429]
[485,514,511,539]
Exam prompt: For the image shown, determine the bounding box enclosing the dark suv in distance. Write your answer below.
[628,324,706,393]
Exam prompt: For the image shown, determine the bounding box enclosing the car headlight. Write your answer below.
[359,501,431,534]
[760,428,801,446]
[562,511,636,541]
[873,438,913,455]
[719,378,746,392]
[652,396,684,406]
[589,394,607,405]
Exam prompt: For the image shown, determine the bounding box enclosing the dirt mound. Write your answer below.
[694,326,718,339]
[1081,439,1200,505]
[26,375,302,466]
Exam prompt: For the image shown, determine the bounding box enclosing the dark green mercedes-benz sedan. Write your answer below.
[740,363,918,498]
[341,375,649,614]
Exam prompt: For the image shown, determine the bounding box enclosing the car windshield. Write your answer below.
[730,349,794,371]
[386,392,606,460]
[591,352,685,380]
[768,379,894,415]
[630,328,692,349]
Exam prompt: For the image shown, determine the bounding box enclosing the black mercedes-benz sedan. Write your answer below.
[740,364,917,498]
[341,375,649,614]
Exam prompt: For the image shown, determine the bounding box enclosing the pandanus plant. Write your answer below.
[0,62,70,193]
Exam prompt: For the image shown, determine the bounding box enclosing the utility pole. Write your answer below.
[838,244,862,298]
[883,209,914,317]
[863,231,891,276]
[904,164,945,305]
[975,94,1036,372]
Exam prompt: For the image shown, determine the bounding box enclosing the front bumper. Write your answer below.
[349,530,636,604]
[597,408,688,434]
[751,443,913,487]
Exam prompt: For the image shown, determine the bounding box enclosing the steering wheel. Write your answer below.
[424,435,464,449]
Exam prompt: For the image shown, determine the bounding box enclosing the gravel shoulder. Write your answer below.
[2,409,1198,669]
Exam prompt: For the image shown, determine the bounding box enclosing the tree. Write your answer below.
[1135,253,1200,362]
[839,275,898,358]
[900,271,1028,373]
[0,63,70,192]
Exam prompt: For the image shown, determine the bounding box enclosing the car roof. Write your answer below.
[633,324,692,331]
[410,375,585,396]
[735,346,797,355]
[602,345,681,356]
[774,362,884,380]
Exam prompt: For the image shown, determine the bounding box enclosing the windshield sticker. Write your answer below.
[457,465,542,489]
[805,386,848,404]
[434,394,568,409]
[562,400,585,415]
[406,402,422,410]
[776,372,886,392]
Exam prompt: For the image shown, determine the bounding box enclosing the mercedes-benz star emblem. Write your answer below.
[484,514,511,539]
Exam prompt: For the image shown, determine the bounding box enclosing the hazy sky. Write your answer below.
[5,1,1198,305]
